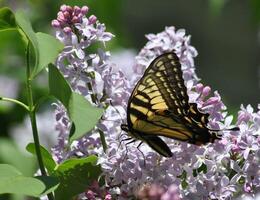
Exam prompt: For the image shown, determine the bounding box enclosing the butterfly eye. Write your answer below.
[121,124,129,132]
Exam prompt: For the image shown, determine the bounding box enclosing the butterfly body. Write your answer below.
[121,52,220,157]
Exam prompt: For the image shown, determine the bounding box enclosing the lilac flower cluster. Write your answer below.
[51,4,115,163]
[51,5,260,200]
[134,27,198,80]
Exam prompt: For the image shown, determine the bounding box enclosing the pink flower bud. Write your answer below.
[202,86,211,97]
[60,4,67,12]
[57,11,65,22]
[51,20,60,28]
[66,5,73,13]
[81,6,89,15]
[63,27,72,34]
[72,16,79,23]
[195,83,203,93]
[76,13,83,23]
[203,97,219,106]
[73,6,81,15]
[63,11,70,20]
[89,15,97,24]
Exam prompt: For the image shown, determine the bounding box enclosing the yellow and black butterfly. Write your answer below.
[121,52,238,157]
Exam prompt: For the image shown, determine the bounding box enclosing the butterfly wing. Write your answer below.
[126,52,213,145]
[130,130,173,157]
[143,135,173,157]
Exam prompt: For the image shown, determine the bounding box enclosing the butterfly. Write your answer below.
[121,52,239,157]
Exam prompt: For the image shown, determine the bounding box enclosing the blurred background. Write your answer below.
[0,0,259,199]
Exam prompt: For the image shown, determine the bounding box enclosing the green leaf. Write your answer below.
[197,163,207,174]
[0,7,16,31]
[26,143,56,174]
[3,10,62,79]
[52,155,101,200]
[15,10,39,73]
[0,164,59,197]
[31,32,64,78]
[49,63,72,109]
[69,92,103,142]
[35,176,60,196]
[0,138,35,176]
[48,64,103,142]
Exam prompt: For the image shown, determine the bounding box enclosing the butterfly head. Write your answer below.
[121,124,129,132]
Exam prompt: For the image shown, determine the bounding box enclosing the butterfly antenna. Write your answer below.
[110,100,125,123]
[209,126,240,140]
[100,100,125,124]
[209,126,240,132]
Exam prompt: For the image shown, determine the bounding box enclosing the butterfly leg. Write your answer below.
[121,139,137,162]
[117,137,133,151]
[117,132,129,142]
[136,141,146,167]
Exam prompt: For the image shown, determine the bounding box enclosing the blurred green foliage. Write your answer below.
[250,0,260,25]
[0,139,36,200]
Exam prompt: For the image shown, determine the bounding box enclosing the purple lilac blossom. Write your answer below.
[136,183,181,200]
[51,4,114,162]
[51,5,260,199]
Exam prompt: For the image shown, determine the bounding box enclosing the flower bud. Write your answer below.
[195,83,203,93]
[63,27,72,34]
[202,86,211,97]
[89,15,97,24]
[81,6,89,15]
[51,20,60,28]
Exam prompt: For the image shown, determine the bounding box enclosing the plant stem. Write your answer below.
[98,129,107,152]
[0,97,29,111]
[26,43,54,200]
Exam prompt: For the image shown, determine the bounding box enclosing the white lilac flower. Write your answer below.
[51,5,260,199]
[238,193,260,200]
